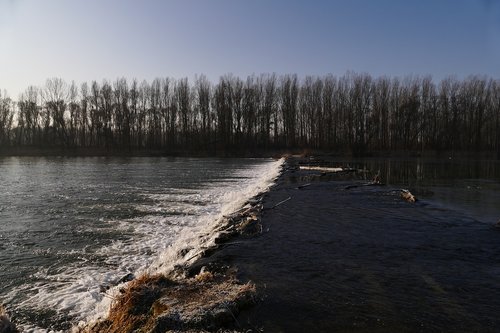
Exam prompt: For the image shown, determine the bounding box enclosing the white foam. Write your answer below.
[149,158,284,275]
[13,158,283,332]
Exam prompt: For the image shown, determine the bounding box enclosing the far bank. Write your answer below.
[1,146,499,160]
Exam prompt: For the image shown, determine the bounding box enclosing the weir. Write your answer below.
[0,157,282,332]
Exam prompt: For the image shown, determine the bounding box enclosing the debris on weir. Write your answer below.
[401,189,417,203]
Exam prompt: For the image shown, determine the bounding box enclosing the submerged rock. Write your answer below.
[117,272,136,284]
[100,272,136,292]
[401,189,417,203]
[214,230,238,244]
[237,216,261,236]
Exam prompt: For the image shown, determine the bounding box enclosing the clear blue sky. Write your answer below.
[1,0,499,98]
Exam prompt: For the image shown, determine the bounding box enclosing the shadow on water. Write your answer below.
[212,157,500,332]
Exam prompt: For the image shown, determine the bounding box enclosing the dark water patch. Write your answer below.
[209,159,500,332]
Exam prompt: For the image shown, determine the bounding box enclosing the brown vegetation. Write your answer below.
[81,269,255,333]
[0,305,18,333]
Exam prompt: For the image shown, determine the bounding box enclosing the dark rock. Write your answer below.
[207,305,235,328]
[214,231,237,244]
[238,217,261,236]
[117,273,135,284]
[153,312,183,332]
[178,247,193,258]
[401,189,417,203]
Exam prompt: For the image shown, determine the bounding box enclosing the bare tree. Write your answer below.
[280,74,298,148]
[18,86,40,145]
[0,90,14,146]
[42,78,69,146]
[1,73,499,156]
[194,75,211,149]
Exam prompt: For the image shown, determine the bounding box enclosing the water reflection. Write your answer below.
[336,158,500,186]
[230,158,500,332]
[333,158,500,224]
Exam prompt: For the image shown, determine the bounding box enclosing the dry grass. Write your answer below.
[80,268,256,333]
[195,270,214,283]
[83,274,174,333]
[0,305,19,333]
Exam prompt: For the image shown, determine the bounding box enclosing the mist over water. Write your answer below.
[0,157,281,332]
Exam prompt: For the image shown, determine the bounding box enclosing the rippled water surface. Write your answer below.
[217,157,500,332]
[0,156,279,332]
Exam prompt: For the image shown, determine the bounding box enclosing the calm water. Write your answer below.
[336,157,500,223]
[0,157,281,332]
[224,157,500,332]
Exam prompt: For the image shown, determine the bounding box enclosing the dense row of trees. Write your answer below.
[1,73,499,155]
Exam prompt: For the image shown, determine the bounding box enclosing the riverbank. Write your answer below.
[1,146,499,160]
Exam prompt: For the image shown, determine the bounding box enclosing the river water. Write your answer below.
[222,156,500,332]
[0,157,282,332]
[336,157,500,223]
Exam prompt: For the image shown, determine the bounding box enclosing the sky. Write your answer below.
[0,0,499,99]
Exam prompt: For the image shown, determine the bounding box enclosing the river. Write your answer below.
[0,156,282,332]
[220,156,500,332]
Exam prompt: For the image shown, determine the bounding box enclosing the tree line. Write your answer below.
[1,73,499,155]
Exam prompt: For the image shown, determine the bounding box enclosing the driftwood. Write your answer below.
[271,196,291,209]
[223,203,262,220]
[344,182,385,190]
[246,197,262,205]
[299,166,344,172]
[401,189,417,203]
[343,170,383,190]
[299,165,359,174]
